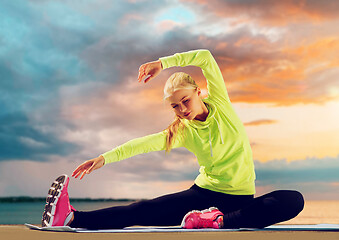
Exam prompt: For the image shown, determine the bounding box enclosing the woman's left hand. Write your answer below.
[137,60,163,83]
[72,155,105,180]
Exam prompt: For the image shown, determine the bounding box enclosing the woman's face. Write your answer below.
[167,88,203,120]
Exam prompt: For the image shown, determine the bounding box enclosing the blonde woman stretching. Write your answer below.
[41,49,304,229]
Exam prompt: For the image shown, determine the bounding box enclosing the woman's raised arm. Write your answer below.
[138,60,163,83]
[159,49,230,104]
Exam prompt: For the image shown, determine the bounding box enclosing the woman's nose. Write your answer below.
[179,103,187,112]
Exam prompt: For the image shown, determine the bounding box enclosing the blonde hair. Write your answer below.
[163,72,199,153]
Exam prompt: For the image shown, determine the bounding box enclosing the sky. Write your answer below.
[0,0,339,200]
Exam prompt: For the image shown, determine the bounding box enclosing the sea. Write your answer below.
[0,198,137,225]
[1,198,339,225]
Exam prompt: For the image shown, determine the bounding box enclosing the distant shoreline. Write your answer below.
[0,196,143,203]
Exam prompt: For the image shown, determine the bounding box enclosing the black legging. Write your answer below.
[70,184,304,229]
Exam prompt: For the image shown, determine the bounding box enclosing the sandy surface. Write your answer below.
[2,225,339,240]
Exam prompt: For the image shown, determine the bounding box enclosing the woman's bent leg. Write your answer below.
[222,190,304,229]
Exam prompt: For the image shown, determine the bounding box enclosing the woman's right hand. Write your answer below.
[72,155,105,180]
[138,59,163,83]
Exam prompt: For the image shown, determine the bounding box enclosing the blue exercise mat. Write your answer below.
[25,223,339,232]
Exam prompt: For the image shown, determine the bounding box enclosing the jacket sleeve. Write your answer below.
[101,129,185,164]
[159,49,230,103]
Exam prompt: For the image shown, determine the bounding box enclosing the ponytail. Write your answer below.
[165,116,185,153]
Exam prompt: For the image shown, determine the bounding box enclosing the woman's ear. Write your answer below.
[197,87,201,96]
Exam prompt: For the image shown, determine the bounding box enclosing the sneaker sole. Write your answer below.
[41,175,69,227]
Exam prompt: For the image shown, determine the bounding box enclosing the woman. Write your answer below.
[41,49,304,229]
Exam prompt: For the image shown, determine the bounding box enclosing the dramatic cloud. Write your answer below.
[184,0,339,26]
[0,0,338,199]
[0,112,79,161]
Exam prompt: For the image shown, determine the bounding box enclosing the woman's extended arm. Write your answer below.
[101,129,184,164]
[72,130,184,180]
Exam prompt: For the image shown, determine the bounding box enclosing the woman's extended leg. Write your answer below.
[222,190,305,229]
[69,184,252,229]
[69,184,208,229]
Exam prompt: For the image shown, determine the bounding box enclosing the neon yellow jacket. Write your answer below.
[102,49,256,195]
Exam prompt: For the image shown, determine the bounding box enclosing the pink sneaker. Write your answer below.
[41,174,76,227]
[181,207,224,229]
